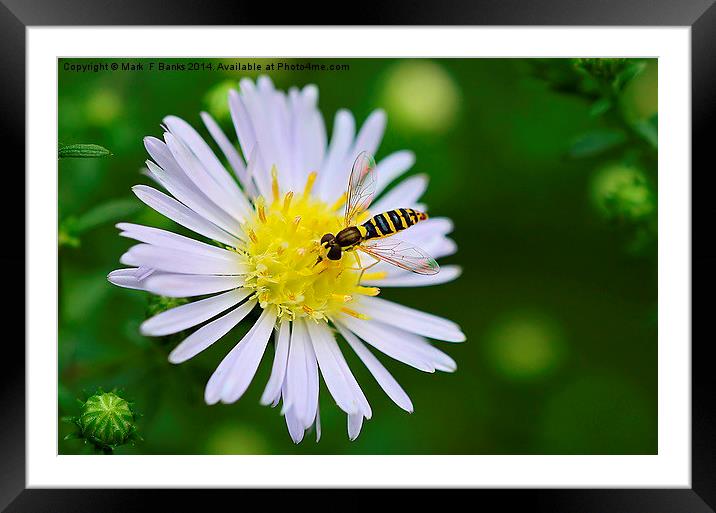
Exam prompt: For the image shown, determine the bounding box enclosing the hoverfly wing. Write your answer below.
[358,237,440,276]
[344,151,377,227]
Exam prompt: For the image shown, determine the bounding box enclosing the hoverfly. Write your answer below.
[318,151,439,276]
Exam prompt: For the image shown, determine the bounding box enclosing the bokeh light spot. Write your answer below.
[381,60,460,134]
[590,163,655,223]
[205,424,269,454]
[203,80,236,122]
[85,89,121,126]
[485,311,566,381]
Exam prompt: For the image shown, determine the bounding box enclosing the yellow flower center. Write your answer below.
[240,169,378,322]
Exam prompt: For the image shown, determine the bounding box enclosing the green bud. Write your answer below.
[573,58,646,93]
[591,164,655,223]
[573,58,628,80]
[67,390,141,452]
[146,294,188,318]
[146,295,189,345]
[58,143,112,159]
[204,80,236,122]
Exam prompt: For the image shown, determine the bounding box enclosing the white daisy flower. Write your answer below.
[108,76,465,443]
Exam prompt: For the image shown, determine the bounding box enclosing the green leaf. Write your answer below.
[59,198,140,248]
[72,198,140,234]
[632,114,658,149]
[58,226,81,248]
[613,61,646,92]
[569,129,627,158]
[589,97,612,118]
[58,143,112,159]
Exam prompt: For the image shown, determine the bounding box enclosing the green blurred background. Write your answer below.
[58,58,658,455]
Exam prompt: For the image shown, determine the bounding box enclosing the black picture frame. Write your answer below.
[3,0,713,510]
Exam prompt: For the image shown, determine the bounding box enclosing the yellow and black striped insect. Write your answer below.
[318,151,439,275]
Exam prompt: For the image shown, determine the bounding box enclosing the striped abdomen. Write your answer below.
[360,208,428,240]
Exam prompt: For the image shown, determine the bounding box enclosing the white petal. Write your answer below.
[351,109,386,161]
[336,317,434,372]
[238,79,279,196]
[132,185,243,247]
[220,307,278,403]
[228,89,257,164]
[406,337,457,373]
[315,407,322,442]
[117,223,239,262]
[164,115,249,212]
[375,324,457,372]
[245,144,270,200]
[164,132,250,222]
[260,320,290,406]
[306,321,359,415]
[374,150,415,195]
[399,217,454,242]
[357,296,465,342]
[370,237,456,279]
[325,330,371,419]
[120,244,248,276]
[284,319,308,421]
[318,109,355,201]
[364,265,462,288]
[164,115,249,205]
[169,299,257,364]
[144,156,242,236]
[141,288,251,336]
[141,273,243,297]
[424,237,458,259]
[284,403,306,444]
[336,324,413,413]
[107,268,145,290]
[303,334,320,429]
[200,111,250,190]
[204,325,249,405]
[371,174,428,214]
[290,85,325,187]
[348,413,364,441]
[366,319,456,373]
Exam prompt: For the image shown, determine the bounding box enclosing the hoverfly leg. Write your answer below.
[356,253,380,285]
[340,251,380,284]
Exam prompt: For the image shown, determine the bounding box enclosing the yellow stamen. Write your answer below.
[356,286,380,297]
[241,178,375,322]
[271,165,280,203]
[282,191,294,214]
[303,172,317,196]
[362,271,387,281]
[331,192,347,211]
[341,307,370,320]
[258,204,267,223]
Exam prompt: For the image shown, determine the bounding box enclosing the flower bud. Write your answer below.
[71,391,140,451]
[573,58,628,81]
[591,164,655,223]
[145,295,189,345]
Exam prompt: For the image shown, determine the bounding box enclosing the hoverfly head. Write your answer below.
[320,233,335,249]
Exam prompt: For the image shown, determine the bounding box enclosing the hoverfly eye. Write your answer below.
[321,233,335,245]
[327,245,342,260]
